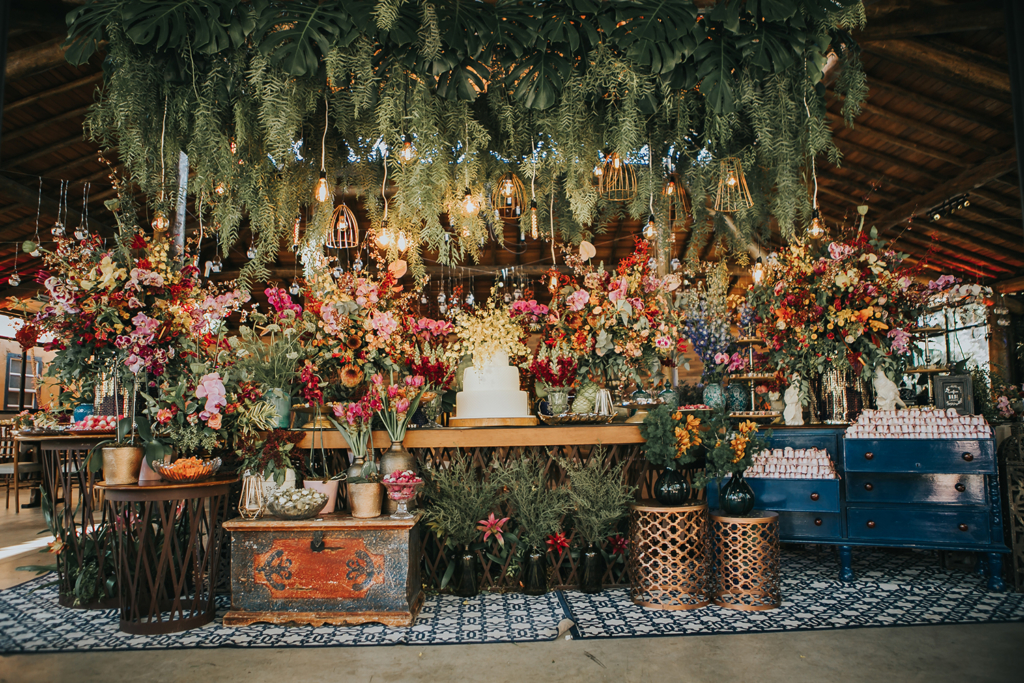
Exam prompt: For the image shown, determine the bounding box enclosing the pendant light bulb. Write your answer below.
[462,188,477,215]
[752,257,765,285]
[665,180,676,195]
[593,164,603,177]
[289,281,301,296]
[151,212,169,232]
[376,222,393,247]
[9,273,20,287]
[644,213,656,240]
[314,171,330,203]
[808,208,826,239]
[396,231,409,252]
[530,200,539,240]
[400,134,415,163]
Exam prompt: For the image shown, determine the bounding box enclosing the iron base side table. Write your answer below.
[97,475,236,634]
[628,501,710,610]
[711,509,781,611]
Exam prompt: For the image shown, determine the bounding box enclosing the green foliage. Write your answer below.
[422,451,503,548]
[71,0,866,281]
[640,404,701,470]
[562,447,637,546]
[492,455,570,550]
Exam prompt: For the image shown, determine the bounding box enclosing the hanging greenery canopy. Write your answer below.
[65,0,867,287]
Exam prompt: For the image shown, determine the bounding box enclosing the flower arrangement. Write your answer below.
[561,447,637,547]
[526,344,578,390]
[453,297,528,365]
[366,372,426,443]
[235,429,304,485]
[748,226,957,381]
[326,395,380,478]
[382,470,423,502]
[231,288,313,401]
[509,299,551,330]
[640,405,703,470]
[674,261,735,383]
[698,408,773,487]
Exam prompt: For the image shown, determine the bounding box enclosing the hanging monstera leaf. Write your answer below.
[612,0,699,75]
[253,0,365,77]
[63,0,123,66]
[694,35,740,114]
[505,49,572,110]
[120,0,238,54]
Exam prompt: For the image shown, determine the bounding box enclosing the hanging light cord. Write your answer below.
[804,96,818,211]
[159,96,167,203]
[381,152,389,222]
[321,97,329,173]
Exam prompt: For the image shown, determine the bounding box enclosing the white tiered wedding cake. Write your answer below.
[453,350,533,422]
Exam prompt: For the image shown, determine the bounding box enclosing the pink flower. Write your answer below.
[727,353,745,372]
[928,274,958,291]
[195,372,227,414]
[371,310,399,337]
[714,352,731,365]
[566,289,590,312]
[477,513,510,547]
[156,408,174,424]
[394,397,410,414]
[608,277,628,302]
[371,373,384,386]
[828,242,856,261]
[404,375,425,388]
[207,412,223,430]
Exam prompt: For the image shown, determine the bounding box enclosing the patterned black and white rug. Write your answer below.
[2,548,1021,653]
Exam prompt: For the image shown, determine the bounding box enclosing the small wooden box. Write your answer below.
[222,512,423,628]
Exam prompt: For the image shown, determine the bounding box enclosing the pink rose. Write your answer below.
[156,408,174,425]
[207,412,223,430]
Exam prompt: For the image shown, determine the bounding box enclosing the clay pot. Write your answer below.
[303,479,339,515]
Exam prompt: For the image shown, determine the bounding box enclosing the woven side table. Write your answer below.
[711,510,781,611]
[628,501,709,610]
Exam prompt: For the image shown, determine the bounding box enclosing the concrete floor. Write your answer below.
[0,493,1022,683]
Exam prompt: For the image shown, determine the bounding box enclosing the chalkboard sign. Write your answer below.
[934,375,974,415]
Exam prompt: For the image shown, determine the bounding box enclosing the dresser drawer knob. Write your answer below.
[955,483,966,493]
[958,523,968,532]
[814,518,823,526]
[962,453,974,462]
[867,520,876,529]
[810,492,819,501]
[864,452,874,460]
[864,483,874,491]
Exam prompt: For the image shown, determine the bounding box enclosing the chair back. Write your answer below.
[0,422,15,465]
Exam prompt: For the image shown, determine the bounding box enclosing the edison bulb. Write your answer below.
[808,209,826,239]
[752,257,765,285]
[612,154,621,169]
[462,188,477,215]
[376,220,393,247]
[151,213,169,232]
[396,231,409,252]
[726,174,738,187]
[400,134,415,162]
[644,214,656,239]
[665,181,676,195]
[530,200,539,240]
[9,273,20,287]
[502,179,515,197]
[593,164,603,177]
[314,171,330,202]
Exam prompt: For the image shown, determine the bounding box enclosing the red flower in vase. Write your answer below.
[545,532,570,554]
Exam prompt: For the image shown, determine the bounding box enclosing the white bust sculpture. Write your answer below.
[784,374,804,426]
[873,365,907,411]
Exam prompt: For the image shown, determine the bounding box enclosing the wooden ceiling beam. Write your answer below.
[835,137,945,183]
[5,73,103,113]
[971,187,1022,216]
[873,149,1019,232]
[863,39,1011,100]
[959,202,1023,228]
[2,134,89,170]
[867,78,1012,132]
[994,275,1024,294]
[824,159,929,195]
[856,1,1003,42]
[5,37,69,80]
[2,105,91,144]
[828,112,968,167]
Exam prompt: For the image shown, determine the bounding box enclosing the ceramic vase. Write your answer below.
[719,471,756,516]
[303,479,339,515]
[266,390,292,429]
[653,467,690,506]
[702,382,726,411]
[348,482,383,518]
[727,383,749,412]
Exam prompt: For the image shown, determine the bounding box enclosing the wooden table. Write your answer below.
[222,512,423,628]
[628,501,710,610]
[294,424,646,450]
[16,432,117,607]
[96,475,236,634]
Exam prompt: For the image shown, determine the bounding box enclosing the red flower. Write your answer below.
[609,534,629,556]
[545,532,570,554]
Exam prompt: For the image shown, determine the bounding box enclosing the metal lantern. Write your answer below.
[664,172,692,225]
[238,469,265,519]
[599,152,637,202]
[326,202,359,249]
[491,173,526,219]
[713,157,753,212]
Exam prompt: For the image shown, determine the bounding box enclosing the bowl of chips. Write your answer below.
[152,456,222,483]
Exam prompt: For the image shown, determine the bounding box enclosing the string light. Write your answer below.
[752,257,765,285]
[315,97,330,202]
[462,187,477,215]
[644,213,656,239]
[530,200,539,240]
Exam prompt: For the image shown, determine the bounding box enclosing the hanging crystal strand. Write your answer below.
[74,182,90,240]
[52,180,66,236]
[30,177,42,256]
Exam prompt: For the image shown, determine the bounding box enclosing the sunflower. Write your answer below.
[346,334,362,350]
[340,363,364,388]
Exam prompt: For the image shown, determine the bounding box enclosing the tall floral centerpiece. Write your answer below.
[454,296,530,372]
[327,394,380,480]
[526,344,578,415]
[699,408,772,516]
[673,261,736,410]
[407,317,458,424]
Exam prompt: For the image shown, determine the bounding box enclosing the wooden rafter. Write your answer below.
[835,137,945,183]
[837,98,1001,156]
[5,73,103,113]
[5,37,69,81]
[863,39,1011,99]
[0,174,114,235]
[856,1,1004,43]
[2,134,90,170]
[2,105,91,144]
[827,112,968,167]
[867,78,1012,132]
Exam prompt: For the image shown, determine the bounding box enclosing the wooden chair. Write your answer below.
[0,422,42,513]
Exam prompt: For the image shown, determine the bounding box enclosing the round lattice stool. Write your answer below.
[711,510,781,611]
[628,501,710,610]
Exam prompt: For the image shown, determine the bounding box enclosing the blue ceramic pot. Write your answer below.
[73,404,94,423]
[702,382,726,410]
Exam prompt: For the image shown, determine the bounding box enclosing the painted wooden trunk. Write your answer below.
[222,513,423,627]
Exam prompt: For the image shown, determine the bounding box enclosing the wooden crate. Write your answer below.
[222,513,422,627]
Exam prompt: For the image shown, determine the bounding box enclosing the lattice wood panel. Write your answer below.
[1009,464,1024,593]
[711,512,781,611]
[628,503,710,609]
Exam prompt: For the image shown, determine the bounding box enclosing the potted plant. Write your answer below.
[421,452,503,597]
[366,371,427,482]
[562,448,637,594]
[699,407,772,516]
[493,456,570,595]
[230,288,311,429]
[347,462,383,519]
[327,395,381,514]
[640,405,703,505]
[92,414,145,485]
[236,429,304,501]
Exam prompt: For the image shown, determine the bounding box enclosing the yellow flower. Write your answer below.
[97,256,126,290]
[685,414,701,431]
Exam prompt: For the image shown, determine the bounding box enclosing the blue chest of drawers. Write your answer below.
[707,427,1008,590]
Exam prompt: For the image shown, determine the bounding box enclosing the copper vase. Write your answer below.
[380,441,417,513]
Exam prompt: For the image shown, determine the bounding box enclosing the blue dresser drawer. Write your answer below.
[777,511,842,540]
[844,439,995,474]
[846,505,991,545]
[845,473,987,505]
[767,429,843,457]
[707,478,840,513]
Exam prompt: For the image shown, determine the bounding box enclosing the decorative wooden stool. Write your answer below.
[711,510,781,611]
[98,475,235,634]
[628,501,709,610]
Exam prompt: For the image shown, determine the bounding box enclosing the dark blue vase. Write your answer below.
[727,383,749,411]
[653,467,690,506]
[719,471,755,516]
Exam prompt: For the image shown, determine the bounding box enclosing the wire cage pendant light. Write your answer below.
[491,172,526,219]
[326,202,359,249]
[714,157,753,212]
[599,152,637,202]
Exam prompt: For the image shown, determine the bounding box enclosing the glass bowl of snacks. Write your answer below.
[266,488,329,520]
[152,456,222,483]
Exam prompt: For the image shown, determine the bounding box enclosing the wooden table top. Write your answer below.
[297,424,645,450]
[223,510,422,531]
[95,473,239,492]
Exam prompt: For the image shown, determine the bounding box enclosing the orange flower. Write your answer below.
[685,414,701,431]
[738,420,758,435]
[340,363,364,388]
